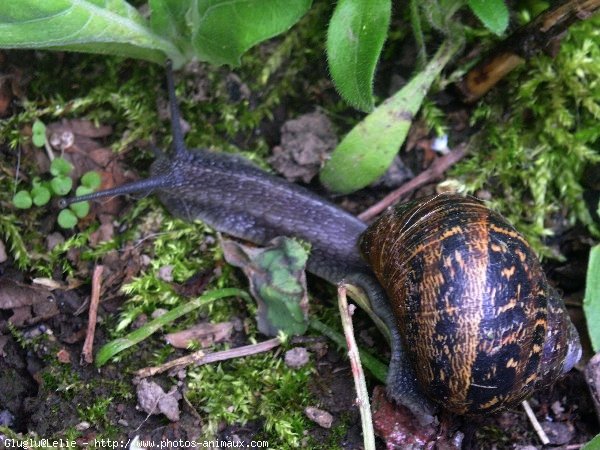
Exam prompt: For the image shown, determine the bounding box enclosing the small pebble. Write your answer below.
[0,410,14,427]
[151,308,168,319]
[158,265,174,282]
[305,406,333,429]
[432,134,449,154]
[541,421,575,445]
[75,421,91,431]
[46,232,65,252]
[284,347,309,368]
[0,240,7,263]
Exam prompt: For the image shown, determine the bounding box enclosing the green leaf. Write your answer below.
[12,190,32,209]
[584,245,600,352]
[58,209,77,229]
[467,0,509,36]
[31,185,51,206]
[50,175,73,196]
[80,171,101,189]
[188,0,312,66]
[32,119,46,147]
[0,1,183,66]
[149,0,191,56]
[326,0,391,112]
[70,201,90,218]
[320,39,461,193]
[95,288,250,366]
[76,185,93,196]
[582,434,600,450]
[50,157,73,176]
[222,237,310,336]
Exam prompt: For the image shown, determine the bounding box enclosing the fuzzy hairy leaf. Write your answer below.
[320,39,460,193]
[327,0,391,111]
[467,0,509,35]
[584,245,600,352]
[582,433,600,450]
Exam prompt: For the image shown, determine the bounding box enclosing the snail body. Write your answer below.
[63,64,581,421]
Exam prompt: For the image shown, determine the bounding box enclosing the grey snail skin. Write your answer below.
[61,62,581,425]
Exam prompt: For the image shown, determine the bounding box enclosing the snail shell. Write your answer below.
[360,193,581,415]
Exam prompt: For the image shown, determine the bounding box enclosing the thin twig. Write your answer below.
[459,0,600,102]
[358,144,468,221]
[135,337,282,378]
[338,284,376,450]
[522,400,550,445]
[81,264,103,364]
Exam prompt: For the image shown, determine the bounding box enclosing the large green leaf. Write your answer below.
[320,39,461,194]
[189,0,313,66]
[149,0,192,58]
[327,0,391,112]
[0,0,311,68]
[467,0,509,36]
[0,0,182,65]
[582,434,600,450]
[584,244,600,352]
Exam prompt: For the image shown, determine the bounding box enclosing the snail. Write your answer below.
[61,63,581,424]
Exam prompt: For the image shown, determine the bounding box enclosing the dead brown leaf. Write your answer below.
[269,112,337,183]
[164,321,234,349]
[0,278,59,326]
[136,379,181,422]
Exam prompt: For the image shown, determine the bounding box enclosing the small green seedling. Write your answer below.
[31,119,47,147]
[12,119,101,229]
[12,190,32,209]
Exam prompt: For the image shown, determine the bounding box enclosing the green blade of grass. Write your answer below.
[95,287,250,367]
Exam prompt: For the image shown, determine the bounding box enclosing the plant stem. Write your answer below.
[410,0,427,70]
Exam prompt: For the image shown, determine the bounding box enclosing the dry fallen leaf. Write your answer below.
[164,321,234,349]
[0,278,59,326]
[136,379,181,422]
[269,112,337,183]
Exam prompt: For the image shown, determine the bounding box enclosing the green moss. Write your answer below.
[187,353,314,446]
[0,214,30,269]
[306,412,352,449]
[452,16,600,257]
[111,201,245,334]
[77,397,113,428]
